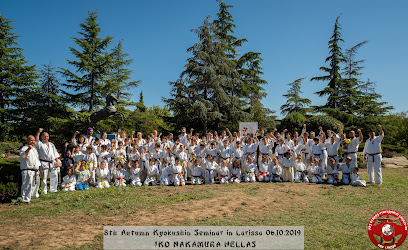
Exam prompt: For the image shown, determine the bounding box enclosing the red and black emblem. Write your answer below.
[368,210,407,249]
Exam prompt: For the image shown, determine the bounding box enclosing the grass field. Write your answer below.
[0,167,407,249]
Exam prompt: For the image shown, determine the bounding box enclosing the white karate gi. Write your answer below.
[114,169,129,187]
[20,145,40,202]
[351,173,367,187]
[281,155,295,182]
[61,174,76,191]
[294,161,309,183]
[36,141,59,194]
[326,163,339,184]
[130,167,142,186]
[96,167,110,188]
[343,136,362,168]
[363,132,384,184]
[257,161,271,182]
[218,166,230,184]
[172,164,184,186]
[144,164,159,186]
[205,161,218,184]
[271,164,282,182]
[191,166,205,185]
[229,167,241,183]
[245,163,258,183]
[339,163,353,185]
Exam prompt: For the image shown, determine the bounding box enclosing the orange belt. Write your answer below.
[174,173,184,186]
[256,171,267,178]
[116,177,124,187]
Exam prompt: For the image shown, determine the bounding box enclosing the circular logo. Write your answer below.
[368,210,407,249]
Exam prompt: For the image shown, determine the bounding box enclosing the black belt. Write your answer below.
[221,157,229,160]
[193,175,202,177]
[313,153,321,156]
[22,169,39,172]
[40,159,53,163]
[345,152,356,154]
[368,153,381,162]
[262,153,269,155]
[328,155,337,158]
[278,153,284,156]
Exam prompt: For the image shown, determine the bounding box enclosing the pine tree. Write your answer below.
[60,11,113,112]
[357,79,393,117]
[0,14,39,139]
[165,17,238,133]
[311,16,345,110]
[137,90,146,112]
[103,40,140,105]
[280,78,311,116]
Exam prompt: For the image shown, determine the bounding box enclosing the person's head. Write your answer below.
[168,133,173,140]
[273,158,279,165]
[294,131,299,138]
[166,147,171,153]
[179,145,185,151]
[67,166,73,176]
[221,159,227,167]
[310,131,315,139]
[66,150,72,157]
[41,132,49,142]
[26,135,35,146]
[296,153,302,162]
[261,155,267,163]
[223,139,228,147]
[137,132,143,139]
[162,137,168,144]
[233,160,240,169]
[259,129,264,136]
[80,160,86,171]
[286,132,292,140]
[247,156,254,164]
[369,130,375,139]
[304,132,309,139]
[329,158,336,167]
[86,145,93,154]
[352,167,359,174]
[247,137,253,144]
[236,140,241,147]
[207,154,214,161]
[294,138,299,146]
[313,137,319,145]
[102,132,107,139]
[349,130,356,139]
[87,127,93,136]
[279,138,284,145]
[94,137,101,145]
[200,144,206,150]
[74,145,80,153]
[100,161,106,169]
[284,151,291,159]
[313,158,319,165]
[345,156,352,165]
[78,135,85,144]
[149,158,155,166]
[330,136,336,144]
[193,159,199,167]
[175,157,180,165]
[101,145,107,152]
[111,138,116,146]
[210,142,215,149]
[155,143,161,150]
[262,138,268,145]
[118,141,123,148]
[133,160,140,169]
[163,159,169,166]
[181,127,186,134]
[152,130,158,137]
[117,162,124,170]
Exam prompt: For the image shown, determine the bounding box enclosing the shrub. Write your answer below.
[279,112,306,132]
[0,141,22,156]
[0,182,19,202]
[306,115,343,134]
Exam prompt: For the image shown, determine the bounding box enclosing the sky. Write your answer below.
[1,0,407,118]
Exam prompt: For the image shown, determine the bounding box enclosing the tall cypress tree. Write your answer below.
[311,16,345,110]
[103,40,140,105]
[0,14,38,138]
[60,11,113,112]
[280,78,311,116]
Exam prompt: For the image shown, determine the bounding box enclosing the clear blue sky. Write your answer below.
[2,0,407,118]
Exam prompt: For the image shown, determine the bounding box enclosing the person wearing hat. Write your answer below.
[363,125,384,186]
[339,156,354,185]
[84,127,94,146]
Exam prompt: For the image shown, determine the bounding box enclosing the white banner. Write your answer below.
[239,122,258,136]
[104,226,304,249]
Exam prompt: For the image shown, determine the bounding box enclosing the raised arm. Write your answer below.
[357,129,363,142]
[35,128,43,142]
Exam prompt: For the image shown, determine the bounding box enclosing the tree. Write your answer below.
[0,14,39,139]
[60,11,113,112]
[136,90,146,112]
[102,40,140,106]
[311,16,345,110]
[357,79,393,117]
[280,78,311,116]
[165,17,238,134]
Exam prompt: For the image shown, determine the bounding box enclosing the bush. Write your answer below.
[279,112,306,132]
[306,115,343,134]
[0,158,21,203]
[0,182,19,202]
[0,141,22,156]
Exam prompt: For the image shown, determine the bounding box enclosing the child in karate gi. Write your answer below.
[205,154,218,184]
[326,158,339,185]
[350,167,367,187]
[294,154,308,183]
[172,157,185,186]
[61,167,76,191]
[229,160,242,183]
[309,158,324,183]
[144,158,159,186]
[257,155,271,182]
[271,158,282,182]
[130,161,143,186]
[190,159,205,185]
[245,156,257,183]
[218,159,230,184]
[114,162,129,187]
[339,157,354,185]
[280,150,296,182]
[96,161,110,189]
[160,160,172,186]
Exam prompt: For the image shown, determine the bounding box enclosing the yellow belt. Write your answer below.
[147,174,156,183]
[86,161,93,171]
[97,177,107,188]
[246,170,254,177]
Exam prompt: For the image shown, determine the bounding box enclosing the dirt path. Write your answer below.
[0,183,324,249]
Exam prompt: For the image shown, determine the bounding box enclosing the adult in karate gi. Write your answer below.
[363,125,384,186]
[20,135,41,203]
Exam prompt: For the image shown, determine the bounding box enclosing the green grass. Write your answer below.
[0,168,407,249]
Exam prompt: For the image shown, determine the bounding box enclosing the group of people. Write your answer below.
[19,124,385,203]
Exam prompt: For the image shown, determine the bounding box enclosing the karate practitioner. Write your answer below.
[20,135,41,203]
[363,125,384,186]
